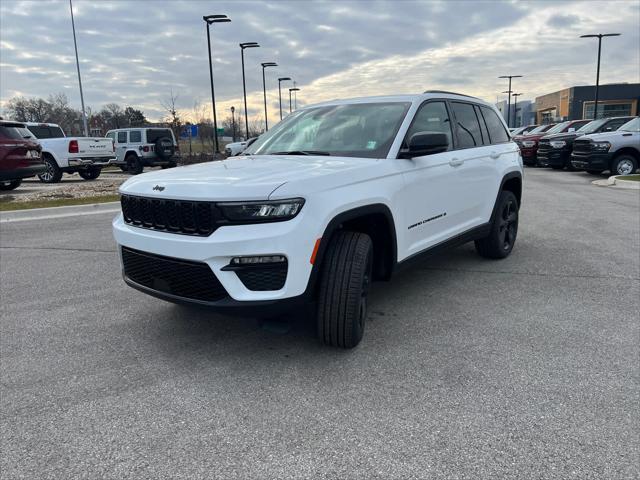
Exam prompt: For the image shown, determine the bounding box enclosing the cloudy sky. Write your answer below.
[1,0,638,124]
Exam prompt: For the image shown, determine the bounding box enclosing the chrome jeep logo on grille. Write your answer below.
[153,185,165,192]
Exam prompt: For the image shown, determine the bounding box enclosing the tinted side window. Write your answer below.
[451,102,483,149]
[117,131,127,143]
[406,101,453,151]
[129,130,142,143]
[602,119,628,131]
[0,126,23,140]
[480,106,510,144]
[27,125,50,139]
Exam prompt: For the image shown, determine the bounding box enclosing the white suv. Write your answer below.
[113,92,523,348]
[106,128,179,174]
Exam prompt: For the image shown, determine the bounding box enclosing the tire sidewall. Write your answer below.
[611,155,638,176]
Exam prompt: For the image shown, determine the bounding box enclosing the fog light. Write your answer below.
[230,255,286,265]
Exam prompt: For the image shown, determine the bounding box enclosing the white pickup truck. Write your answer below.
[22,122,116,183]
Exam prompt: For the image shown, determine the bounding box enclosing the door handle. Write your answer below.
[489,151,500,160]
[449,158,464,167]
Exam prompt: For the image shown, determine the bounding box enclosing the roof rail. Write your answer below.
[423,90,478,99]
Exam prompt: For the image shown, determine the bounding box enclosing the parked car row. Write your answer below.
[513,116,639,175]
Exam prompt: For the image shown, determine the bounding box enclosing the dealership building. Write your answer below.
[534,83,640,124]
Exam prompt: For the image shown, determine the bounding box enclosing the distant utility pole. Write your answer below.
[499,75,523,128]
[580,33,621,119]
[69,0,88,137]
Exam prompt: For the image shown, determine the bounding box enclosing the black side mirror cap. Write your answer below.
[399,131,449,158]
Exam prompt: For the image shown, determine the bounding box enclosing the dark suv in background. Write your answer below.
[537,116,634,170]
[0,120,44,191]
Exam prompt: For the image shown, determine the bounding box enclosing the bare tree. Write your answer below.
[160,89,181,139]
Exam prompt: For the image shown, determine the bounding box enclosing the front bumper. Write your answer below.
[570,152,612,171]
[68,156,116,167]
[112,209,320,307]
[537,148,571,167]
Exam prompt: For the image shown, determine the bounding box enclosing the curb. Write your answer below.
[0,201,120,223]
[592,176,640,190]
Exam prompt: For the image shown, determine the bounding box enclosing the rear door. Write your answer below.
[115,131,128,161]
[448,101,498,228]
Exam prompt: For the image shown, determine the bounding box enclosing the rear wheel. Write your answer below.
[126,154,143,175]
[38,156,62,183]
[611,155,638,176]
[317,231,373,349]
[0,179,22,191]
[475,190,519,259]
[78,167,101,180]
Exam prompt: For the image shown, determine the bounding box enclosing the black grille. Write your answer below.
[573,140,592,155]
[121,194,219,236]
[122,247,228,302]
[235,263,287,291]
[537,140,551,154]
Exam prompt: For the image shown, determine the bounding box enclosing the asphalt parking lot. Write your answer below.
[1,168,638,479]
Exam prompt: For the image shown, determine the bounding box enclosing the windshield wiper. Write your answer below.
[270,150,331,156]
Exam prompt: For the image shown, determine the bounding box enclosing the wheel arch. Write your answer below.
[499,171,522,207]
[305,203,398,296]
[612,147,640,163]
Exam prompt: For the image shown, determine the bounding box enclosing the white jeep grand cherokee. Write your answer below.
[113,91,523,348]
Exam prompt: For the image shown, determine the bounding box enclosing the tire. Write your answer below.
[0,179,22,191]
[155,137,175,161]
[119,165,129,172]
[317,231,373,349]
[38,156,63,183]
[126,154,143,175]
[475,190,519,259]
[586,169,604,175]
[610,154,638,176]
[78,167,101,180]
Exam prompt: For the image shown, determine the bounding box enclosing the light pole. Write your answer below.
[289,87,300,113]
[69,0,88,136]
[240,42,260,139]
[580,33,621,119]
[499,75,522,128]
[261,62,277,131]
[203,14,231,155]
[230,106,236,142]
[512,93,522,127]
[278,77,291,120]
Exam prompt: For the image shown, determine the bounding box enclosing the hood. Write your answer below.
[515,133,546,141]
[541,131,580,141]
[119,154,376,201]
[576,131,630,142]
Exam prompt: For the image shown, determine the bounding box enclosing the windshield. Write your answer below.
[545,121,570,134]
[244,102,411,158]
[618,117,640,132]
[528,124,554,134]
[577,118,607,134]
[511,126,526,136]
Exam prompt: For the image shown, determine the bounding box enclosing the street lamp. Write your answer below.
[203,14,231,155]
[230,106,236,142]
[580,33,621,119]
[511,93,522,127]
[69,0,88,137]
[499,75,523,128]
[261,62,277,131]
[240,42,260,139]
[289,87,300,113]
[278,77,291,120]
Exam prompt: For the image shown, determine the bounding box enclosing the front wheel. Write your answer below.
[611,155,638,176]
[317,231,373,348]
[0,179,22,191]
[126,154,143,175]
[78,167,101,180]
[475,190,519,259]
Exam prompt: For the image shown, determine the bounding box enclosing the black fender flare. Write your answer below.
[303,203,398,296]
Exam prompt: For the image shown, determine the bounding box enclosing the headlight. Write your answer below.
[218,198,305,222]
[521,140,537,148]
[591,141,611,152]
[549,140,566,149]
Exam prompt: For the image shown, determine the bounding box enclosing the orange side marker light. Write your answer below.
[310,238,322,264]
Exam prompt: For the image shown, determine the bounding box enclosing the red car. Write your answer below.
[513,124,557,165]
[0,120,44,191]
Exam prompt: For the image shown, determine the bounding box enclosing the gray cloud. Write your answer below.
[0,0,638,124]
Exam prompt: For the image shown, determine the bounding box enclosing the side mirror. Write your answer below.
[399,132,449,158]
[568,127,575,132]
